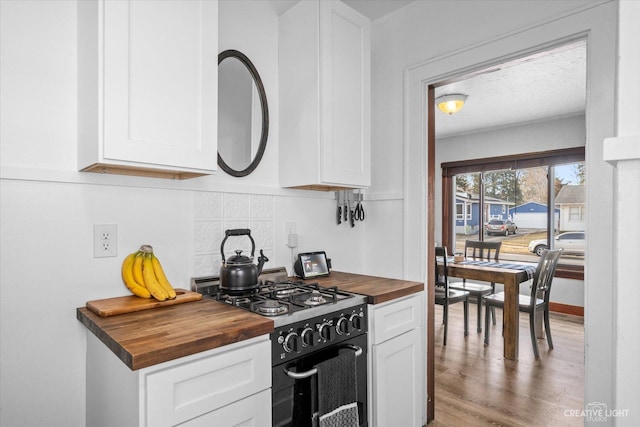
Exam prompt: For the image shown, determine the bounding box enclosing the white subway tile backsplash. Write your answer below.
[193,191,275,277]
[251,195,274,219]
[194,253,220,277]
[251,221,274,248]
[223,193,251,219]
[193,221,222,253]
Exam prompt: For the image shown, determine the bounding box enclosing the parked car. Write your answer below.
[485,218,518,236]
[528,231,585,256]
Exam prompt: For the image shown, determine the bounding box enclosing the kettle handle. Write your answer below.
[220,229,256,263]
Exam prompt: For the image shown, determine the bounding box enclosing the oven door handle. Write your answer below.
[284,344,363,379]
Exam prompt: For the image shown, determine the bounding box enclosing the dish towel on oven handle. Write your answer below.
[314,350,359,427]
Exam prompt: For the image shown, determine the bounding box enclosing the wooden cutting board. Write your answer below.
[86,289,202,317]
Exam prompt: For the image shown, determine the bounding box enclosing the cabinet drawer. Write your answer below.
[370,292,423,344]
[180,389,271,427]
[145,338,270,426]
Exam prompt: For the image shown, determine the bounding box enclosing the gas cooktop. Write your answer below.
[191,267,367,327]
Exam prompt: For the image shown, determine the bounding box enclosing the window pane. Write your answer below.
[454,173,480,254]
[453,164,585,266]
[552,162,585,266]
[483,168,542,263]
[446,150,585,273]
[509,166,549,263]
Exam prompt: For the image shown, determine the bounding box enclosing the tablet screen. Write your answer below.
[299,252,329,278]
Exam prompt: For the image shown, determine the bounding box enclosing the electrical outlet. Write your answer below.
[94,224,118,258]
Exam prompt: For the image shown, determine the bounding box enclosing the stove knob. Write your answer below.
[319,322,335,342]
[350,313,363,331]
[336,316,353,335]
[283,332,301,353]
[301,327,319,347]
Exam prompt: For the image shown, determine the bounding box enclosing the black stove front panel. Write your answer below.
[271,303,367,365]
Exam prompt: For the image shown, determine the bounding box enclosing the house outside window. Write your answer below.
[569,206,584,222]
[456,203,472,220]
[556,185,585,230]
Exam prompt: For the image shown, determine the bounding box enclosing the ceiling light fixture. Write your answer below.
[435,94,468,115]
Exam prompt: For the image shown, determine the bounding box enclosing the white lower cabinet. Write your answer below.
[368,292,425,427]
[86,334,271,427]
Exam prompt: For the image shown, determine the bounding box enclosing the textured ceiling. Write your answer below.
[434,41,587,138]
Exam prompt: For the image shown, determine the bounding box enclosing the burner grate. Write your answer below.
[192,271,363,324]
[251,299,290,316]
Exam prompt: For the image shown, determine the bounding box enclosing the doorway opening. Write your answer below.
[426,39,587,421]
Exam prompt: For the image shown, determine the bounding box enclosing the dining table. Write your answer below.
[439,257,537,360]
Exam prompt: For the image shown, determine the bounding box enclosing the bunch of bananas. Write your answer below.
[121,245,177,301]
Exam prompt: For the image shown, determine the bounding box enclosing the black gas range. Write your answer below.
[191,267,367,329]
[191,267,369,426]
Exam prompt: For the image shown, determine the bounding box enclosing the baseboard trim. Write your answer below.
[549,302,584,317]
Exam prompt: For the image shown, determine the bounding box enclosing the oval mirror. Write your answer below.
[218,50,269,177]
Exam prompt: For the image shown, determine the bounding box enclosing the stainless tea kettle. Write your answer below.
[219,229,268,294]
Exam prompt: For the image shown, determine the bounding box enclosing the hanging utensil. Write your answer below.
[348,190,355,228]
[343,190,348,222]
[354,189,365,221]
[336,191,342,225]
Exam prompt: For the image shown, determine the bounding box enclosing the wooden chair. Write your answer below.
[449,240,501,332]
[483,249,563,359]
[435,246,469,345]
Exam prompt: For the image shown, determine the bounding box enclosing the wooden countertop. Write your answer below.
[77,272,423,370]
[315,271,424,304]
[77,298,274,371]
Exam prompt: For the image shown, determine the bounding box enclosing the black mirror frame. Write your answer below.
[217,49,269,177]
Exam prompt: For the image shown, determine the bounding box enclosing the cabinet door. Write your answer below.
[145,338,270,426]
[103,0,217,171]
[319,1,370,187]
[371,327,423,427]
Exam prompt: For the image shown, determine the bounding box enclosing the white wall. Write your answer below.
[0,1,366,426]
[367,0,619,423]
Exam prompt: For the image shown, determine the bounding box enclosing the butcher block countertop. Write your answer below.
[77,272,423,370]
[77,298,274,371]
[316,271,424,304]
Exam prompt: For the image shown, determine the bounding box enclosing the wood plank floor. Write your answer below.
[430,303,584,426]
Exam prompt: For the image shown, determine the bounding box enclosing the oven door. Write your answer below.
[272,333,368,427]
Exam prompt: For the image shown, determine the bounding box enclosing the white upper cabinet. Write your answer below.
[279,0,371,190]
[78,0,218,179]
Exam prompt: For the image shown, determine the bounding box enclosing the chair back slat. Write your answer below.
[531,249,563,303]
[435,246,448,286]
[435,246,449,300]
[464,240,501,261]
